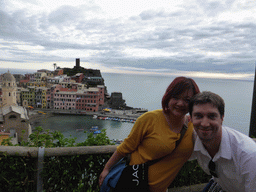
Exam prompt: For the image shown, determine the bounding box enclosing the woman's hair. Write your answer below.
[162,76,200,113]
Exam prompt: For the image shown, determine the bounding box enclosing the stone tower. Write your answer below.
[1,71,17,106]
[0,71,32,143]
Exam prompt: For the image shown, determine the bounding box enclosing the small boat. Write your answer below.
[76,129,84,132]
[116,139,123,144]
[89,126,101,134]
[93,130,101,134]
[112,139,123,144]
[90,126,99,131]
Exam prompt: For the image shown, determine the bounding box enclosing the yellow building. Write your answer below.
[0,132,10,144]
[21,86,36,107]
[0,131,17,145]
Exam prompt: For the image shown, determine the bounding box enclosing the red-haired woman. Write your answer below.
[99,76,200,192]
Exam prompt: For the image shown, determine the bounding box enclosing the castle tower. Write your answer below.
[76,58,80,68]
[1,71,17,106]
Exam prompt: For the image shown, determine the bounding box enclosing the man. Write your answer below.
[189,91,256,192]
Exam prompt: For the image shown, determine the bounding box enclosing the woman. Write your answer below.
[99,76,200,192]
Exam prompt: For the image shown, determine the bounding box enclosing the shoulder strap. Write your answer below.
[175,123,187,147]
[147,123,188,166]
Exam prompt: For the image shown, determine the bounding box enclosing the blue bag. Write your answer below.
[100,158,126,192]
[100,158,149,192]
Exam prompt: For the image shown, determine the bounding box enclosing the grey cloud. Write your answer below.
[48,5,84,24]
[196,0,236,17]
[100,57,254,74]
[0,8,43,42]
[0,1,255,75]
[139,10,168,20]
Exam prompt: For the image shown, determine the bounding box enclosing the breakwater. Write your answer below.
[29,109,143,123]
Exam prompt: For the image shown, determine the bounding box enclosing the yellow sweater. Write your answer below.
[117,109,194,192]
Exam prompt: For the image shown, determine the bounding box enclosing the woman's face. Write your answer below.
[168,89,193,118]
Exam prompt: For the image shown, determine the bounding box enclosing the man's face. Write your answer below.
[191,103,223,144]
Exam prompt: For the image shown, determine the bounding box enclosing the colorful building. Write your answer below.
[54,87,77,110]
[21,86,36,107]
[35,87,48,108]
[71,73,84,83]
[76,86,104,112]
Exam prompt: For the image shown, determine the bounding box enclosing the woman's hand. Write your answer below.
[99,169,109,187]
[98,151,125,187]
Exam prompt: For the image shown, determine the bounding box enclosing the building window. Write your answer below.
[9,115,17,119]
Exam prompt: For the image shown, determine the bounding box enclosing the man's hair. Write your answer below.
[189,91,225,118]
[162,76,200,113]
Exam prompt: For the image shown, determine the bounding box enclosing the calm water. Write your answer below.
[102,73,253,135]
[32,115,134,143]
[32,73,254,141]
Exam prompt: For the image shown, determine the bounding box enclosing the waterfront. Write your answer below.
[31,113,134,143]
[29,73,254,138]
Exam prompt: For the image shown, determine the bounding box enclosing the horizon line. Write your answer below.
[0,67,254,82]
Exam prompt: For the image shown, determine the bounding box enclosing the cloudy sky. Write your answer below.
[1,0,256,79]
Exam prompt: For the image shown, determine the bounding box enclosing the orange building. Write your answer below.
[0,132,10,144]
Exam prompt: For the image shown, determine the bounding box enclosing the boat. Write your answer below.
[112,139,123,144]
[76,129,84,132]
[90,126,101,134]
[93,130,101,134]
[37,111,46,115]
[102,108,111,112]
[90,126,99,131]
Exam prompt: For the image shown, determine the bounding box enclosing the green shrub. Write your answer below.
[0,126,209,191]
[0,127,113,192]
[170,160,210,188]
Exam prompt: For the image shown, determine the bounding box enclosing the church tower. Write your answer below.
[0,71,31,143]
[2,71,17,106]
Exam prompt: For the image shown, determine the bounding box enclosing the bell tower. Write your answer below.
[2,71,17,106]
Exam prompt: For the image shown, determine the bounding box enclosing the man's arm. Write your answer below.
[242,152,256,191]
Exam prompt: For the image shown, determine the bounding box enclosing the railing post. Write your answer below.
[37,147,45,192]
[249,64,256,138]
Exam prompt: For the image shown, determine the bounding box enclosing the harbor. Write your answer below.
[29,109,139,143]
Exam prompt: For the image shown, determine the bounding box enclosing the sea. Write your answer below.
[0,68,254,142]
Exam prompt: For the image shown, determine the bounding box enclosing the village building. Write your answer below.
[54,87,77,110]
[108,92,126,109]
[0,71,31,144]
[76,86,103,112]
